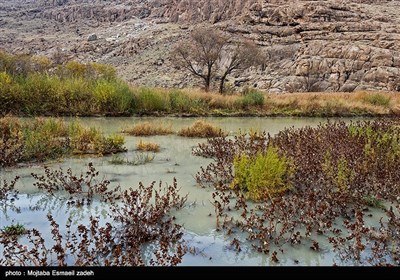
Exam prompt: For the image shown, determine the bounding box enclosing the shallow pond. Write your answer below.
[1,116,374,266]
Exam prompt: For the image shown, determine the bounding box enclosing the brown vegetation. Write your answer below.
[136,140,160,152]
[193,119,400,265]
[123,122,173,136]
[178,120,225,138]
[0,164,187,266]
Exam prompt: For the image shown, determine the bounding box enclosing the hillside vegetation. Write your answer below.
[1,51,400,117]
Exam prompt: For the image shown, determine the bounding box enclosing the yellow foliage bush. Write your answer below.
[232,145,294,201]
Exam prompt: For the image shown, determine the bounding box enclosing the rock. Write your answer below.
[87,33,97,41]
[2,0,400,93]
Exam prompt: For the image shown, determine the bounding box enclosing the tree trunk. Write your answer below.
[205,64,213,92]
[219,72,230,94]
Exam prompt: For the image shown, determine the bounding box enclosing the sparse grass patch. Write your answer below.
[1,223,26,237]
[236,91,265,109]
[123,122,173,136]
[363,195,386,210]
[136,140,160,152]
[178,120,225,138]
[109,153,155,165]
[361,92,391,107]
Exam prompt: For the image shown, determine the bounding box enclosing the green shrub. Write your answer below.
[99,134,126,155]
[69,121,102,154]
[135,88,169,113]
[69,121,126,155]
[61,78,94,114]
[363,93,391,107]
[19,74,64,114]
[169,90,193,112]
[0,72,14,113]
[22,118,70,161]
[232,145,294,201]
[237,91,265,109]
[92,80,134,114]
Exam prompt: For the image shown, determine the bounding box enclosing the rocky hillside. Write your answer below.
[1,0,400,92]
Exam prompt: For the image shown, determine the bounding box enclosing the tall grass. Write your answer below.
[0,51,133,116]
[2,50,400,117]
[0,117,126,166]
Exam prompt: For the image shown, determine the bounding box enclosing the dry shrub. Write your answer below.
[0,164,187,266]
[136,140,160,152]
[194,119,400,265]
[0,116,24,167]
[178,120,225,138]
[123,122,173,136]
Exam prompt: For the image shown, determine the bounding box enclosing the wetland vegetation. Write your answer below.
[1,117,399,266]
[194,119,400,265]
[1,51,400,118]
[1,50,400,267]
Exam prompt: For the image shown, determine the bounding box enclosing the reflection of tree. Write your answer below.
[27,193,109,223]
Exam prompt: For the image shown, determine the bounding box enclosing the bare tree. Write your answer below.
[172,26,262,93]
[172,27,227,92]
[218,41,261,94]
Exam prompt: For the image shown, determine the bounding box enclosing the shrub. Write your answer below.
[123,122,173,136]
[99,134,126,155]
[178,120,225,138]
[22,118,70,162]
[169,90,193,112]
[18,74,63,114]
[237,91,265,109]
[135,88,169,113]
[69,121,126,155]
[363,93,391,107]
[60,77,94,114]
[92,80,134,114]
[194,119,400,265]
[136,140,160,152]
[0,116,24,167]
[232,146,294,201]
[1,117,126,165]
[0,51,133,116]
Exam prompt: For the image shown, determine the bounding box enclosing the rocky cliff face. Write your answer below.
[1,0,400,92]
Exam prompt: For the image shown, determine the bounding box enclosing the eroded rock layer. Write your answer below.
[1,0,399,92]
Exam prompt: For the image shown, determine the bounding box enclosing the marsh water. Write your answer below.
[1,116,375,266]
